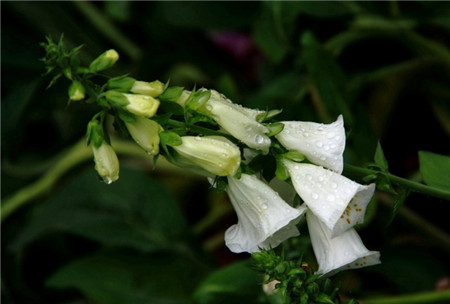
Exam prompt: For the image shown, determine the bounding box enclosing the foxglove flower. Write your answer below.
[173,136,241,177]
[283,161,375,237]
[205,90,271,153]
[276,115,345,173]
[307,211,380,276]
[125,117,162,155]
[225,174,304,253]
[92,142,119,184]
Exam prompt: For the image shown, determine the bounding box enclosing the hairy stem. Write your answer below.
[359,289,450,304]
[344,164,450,201]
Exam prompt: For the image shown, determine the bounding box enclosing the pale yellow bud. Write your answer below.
[125,117,162,155]
[92,143,120,184]
[131,80,164,97]
[123,93,160,118]
[173,136,241,177]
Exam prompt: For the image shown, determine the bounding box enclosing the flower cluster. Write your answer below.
[43,42,380,277]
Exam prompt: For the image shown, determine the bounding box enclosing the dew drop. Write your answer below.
[304,132,309,137]
[320,156,327,161]
[312,193,319,199]
[335,135,341,141]
[294,165,299,170]
[331,144,337,149]
[246,125,252,132]
[262,204,268,210]
[306,174,313,180]
[285,129,291,134]
[195,136,201,141]
[205,105,213,111]
[327,132,335,139]
[331,182,338,189]
[327,194,335,202]
[316,141,323,148]
[318,176,324,182]
[324,145,330,151]
[306,143,310,148]
[255,135,265,144]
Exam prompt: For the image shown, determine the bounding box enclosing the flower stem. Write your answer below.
[344,164,450,201]
[1,138,176,222]
[359,289,450,304]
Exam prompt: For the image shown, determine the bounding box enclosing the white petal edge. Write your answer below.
[276,115,345,173]
[307,211,380,276]
[283,161,375,237]
[225,174,303,253]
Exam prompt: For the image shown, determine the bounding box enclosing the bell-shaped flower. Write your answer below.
[225,174,305,253]
[172,136,241,177]
[306,211,380,276]
[125,117,163,155]
[201,90,271,153]
[92,142,120,184]
[283,160,375,237]
[276,115,345,173]
[130,80,164,97]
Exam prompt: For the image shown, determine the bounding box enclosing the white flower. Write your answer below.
[276,115,345,173]
[92,143,119,184]
[203,90,271,153]
[125,117,162,155]
[173,136,241,177]
[283,161,375,237]
[225,174,305,253]
[123,93,160,118]
[306,211,380,276]
[130,80,164,97]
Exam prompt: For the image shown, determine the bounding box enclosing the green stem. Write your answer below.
[344,164,450,201]
[359,289,450,304]
[1,138,176,222]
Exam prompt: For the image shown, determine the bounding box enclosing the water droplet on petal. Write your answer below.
[195,136,201,141]
[262,204,268,210]
[327,194,335,202]
[312,193,319,199]
[331,182,338,189]
[316,141,323,148]
[255,135,264,144]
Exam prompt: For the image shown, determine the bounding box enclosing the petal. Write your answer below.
[276,115,345,173]
[283,161,375,236]
[307,211,380,276]
[225,174,303,253]
[206,91,271,153]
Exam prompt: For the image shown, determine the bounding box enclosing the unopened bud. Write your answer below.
[89,49,119,72]
[68,80,85,101]
[125,117,163,155]
[105,91,160,118]
[92,142,120,184]
[131,80,164,97]
[173,136,241,177]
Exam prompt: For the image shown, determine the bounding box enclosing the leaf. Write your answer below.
[374,141,389,171]
[192,260,264,304]
[12,167,193,253]
[47,251,209,304]
[388,188,410,226]
[301,31,353,125]
[160,130,183,147]
[419,151,450,191]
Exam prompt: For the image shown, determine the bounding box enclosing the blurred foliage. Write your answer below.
[2,1,450,304]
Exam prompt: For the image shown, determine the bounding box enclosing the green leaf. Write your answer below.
[160,130,183,147]
[159,86,185,103]
[419,151,450,191]
[316,293,334,304]
[283,151,305,163]
[275,157,290,181]
[388,188,410,225]
[12,167,193,253]
[192,260,264,304]
[266,122,285,137]
[374,141,389,171]
[47,251,208,304]
[301,31,353,125]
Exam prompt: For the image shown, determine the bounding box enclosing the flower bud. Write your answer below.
[68,80,85,101]
[173,136,241,177]
[92,142,120,184]
[125,117,163,155]
[131,80,164,97]
[89,49,119,72]
[105,91,160,117]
